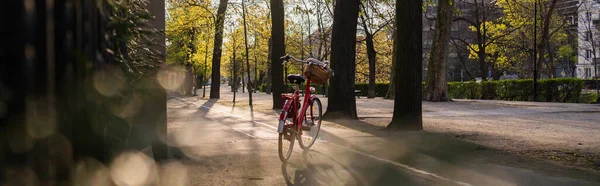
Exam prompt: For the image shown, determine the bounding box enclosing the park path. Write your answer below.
[163,87,600,186]
[208,86,600,170]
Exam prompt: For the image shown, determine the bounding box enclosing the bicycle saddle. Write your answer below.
[287,74,305,85]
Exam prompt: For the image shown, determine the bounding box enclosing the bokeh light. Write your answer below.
[157,66,185,91]
[25,97,57,140]
[7,120,35,154]
[110,151,157,186]
[158,161,189,186]
[93,66,125,97]
[72,157,112,186]
[111,92,143,119]
[3,166,39,186]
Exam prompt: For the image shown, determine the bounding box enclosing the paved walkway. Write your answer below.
[162,87,600,185]
[205,86,600,158]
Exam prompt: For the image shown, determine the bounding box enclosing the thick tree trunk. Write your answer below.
[271,0,285,109]
[210,0,229,99]
[323,0,360,119]
[387,0,423,130]
[385,28,397,99]
[425,0,452,102]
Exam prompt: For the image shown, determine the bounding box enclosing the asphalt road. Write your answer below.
[165,94,600,186]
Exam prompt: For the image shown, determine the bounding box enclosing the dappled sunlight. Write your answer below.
[109,151,157,186]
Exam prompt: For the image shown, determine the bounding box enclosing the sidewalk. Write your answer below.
[194,86,600,171]
[171,90,600,185]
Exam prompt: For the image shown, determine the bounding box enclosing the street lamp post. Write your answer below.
[533,0,538,101]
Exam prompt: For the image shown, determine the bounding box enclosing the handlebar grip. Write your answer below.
[279,55,290,61]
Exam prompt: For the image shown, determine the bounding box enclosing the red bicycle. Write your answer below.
[277,55,333,162]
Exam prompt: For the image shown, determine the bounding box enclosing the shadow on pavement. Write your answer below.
[281,150,367,186]
[320,118,600,185]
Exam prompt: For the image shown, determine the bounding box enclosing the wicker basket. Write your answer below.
[303,64,331,85]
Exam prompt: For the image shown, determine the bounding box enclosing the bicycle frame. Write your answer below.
[278,72,316,135]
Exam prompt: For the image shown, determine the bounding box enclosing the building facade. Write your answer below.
[578,0,600,79]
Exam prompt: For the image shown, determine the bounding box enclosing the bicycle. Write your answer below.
[277,54,333,162]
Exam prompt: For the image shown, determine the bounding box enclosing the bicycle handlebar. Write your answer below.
[280,55,307,65]
[280,54,335,77]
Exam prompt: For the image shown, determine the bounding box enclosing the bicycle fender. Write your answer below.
[309,95,318,103]
[278,99,292,133]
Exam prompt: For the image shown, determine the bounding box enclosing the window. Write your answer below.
[586,12,592,22]
[585,68,592,78]
[586,50,593,59]
[585,31,591,41]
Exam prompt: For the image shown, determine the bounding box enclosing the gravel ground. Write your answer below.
[196,86,600,170]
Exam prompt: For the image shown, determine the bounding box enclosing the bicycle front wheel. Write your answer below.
[278,113,296,162]
[298,98,322,150]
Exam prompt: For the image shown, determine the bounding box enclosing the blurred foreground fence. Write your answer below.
[1,0,168,184]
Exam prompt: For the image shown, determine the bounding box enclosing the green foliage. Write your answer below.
[449,78,584,103]
[166,0,214,76]
[448,81,481,99]
[107,0,162,77]
[579,93,599,104]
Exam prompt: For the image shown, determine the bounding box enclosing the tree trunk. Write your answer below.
[254,34,259,92]
[242,0,253,106]
[185,64,193,96]
[322,0,360,120]
[387,0,423,130]
[210,0,229,99]
[232,34,237,102]
[270,0,285,109]
[266,37,273,94]
[366,34,376,98]
[242,74,245,93]
[425,0,452,102]
[359,10,377,98]
[537,0,558,82]
[385,27,397,99]
[203,34,209,98]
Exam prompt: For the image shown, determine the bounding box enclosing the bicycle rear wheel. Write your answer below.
[298,98,322,150]
[278,112,296,162]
